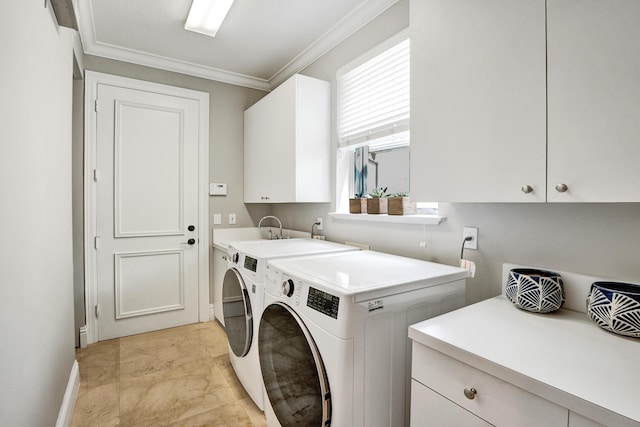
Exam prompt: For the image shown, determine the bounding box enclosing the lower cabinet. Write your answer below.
[212,247,228,325]
[411,344,568,427]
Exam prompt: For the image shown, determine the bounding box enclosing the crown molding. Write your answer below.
[76,0,399,91]
[268,0,400,88]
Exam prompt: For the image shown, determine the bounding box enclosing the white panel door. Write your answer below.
[96,83,200,340]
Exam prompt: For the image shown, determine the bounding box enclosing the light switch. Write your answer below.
[209,183,227,196]
[213,213,221,225]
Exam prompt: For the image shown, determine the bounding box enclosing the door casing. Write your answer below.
[83,71,210,345]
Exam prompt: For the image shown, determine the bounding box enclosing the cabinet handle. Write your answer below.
[261,196,270,200]
[463,387,477,400]
[555,183,569,193]
[521,185,534,194]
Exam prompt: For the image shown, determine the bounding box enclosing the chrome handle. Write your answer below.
[521,185,534,194]
[555,183,568,193]
[464,387,477,400]
[222,256,227,261]
[181,238,196,245]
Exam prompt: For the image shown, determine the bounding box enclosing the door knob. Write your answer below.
[182,238,196,245]
[188,225,195,231]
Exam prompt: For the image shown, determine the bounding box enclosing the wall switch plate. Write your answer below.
[463,227,478,250]
[213,213,221,225]
[228,213,236,225]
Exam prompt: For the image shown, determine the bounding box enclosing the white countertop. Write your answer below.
[409,295,640,426]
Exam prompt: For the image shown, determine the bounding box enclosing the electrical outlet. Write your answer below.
[228,213,236,225]
[463,227,478,250]
[316,217,323,231]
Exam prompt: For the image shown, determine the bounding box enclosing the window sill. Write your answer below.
[328,212,446,226]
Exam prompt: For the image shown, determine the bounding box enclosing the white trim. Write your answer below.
[329,212,445,226]
[270,0,402,87]
[84,71,210,343]
[79,325,88,348]
[76,0,269,91]
[55,360,80,427]
[75,0,399,91]
[209,303,215,321]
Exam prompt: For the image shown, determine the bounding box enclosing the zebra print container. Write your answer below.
[505,268,565,313]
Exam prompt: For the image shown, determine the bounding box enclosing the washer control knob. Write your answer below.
[282,279,295,297]
[231,253,239,264]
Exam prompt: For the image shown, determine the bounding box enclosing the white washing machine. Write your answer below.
[259,250,469,427]
[221,238,358,410]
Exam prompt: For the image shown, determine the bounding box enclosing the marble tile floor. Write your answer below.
[71,321,267,427]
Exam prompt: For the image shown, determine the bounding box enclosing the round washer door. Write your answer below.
[259,303,331,427]
[222,268,253,357]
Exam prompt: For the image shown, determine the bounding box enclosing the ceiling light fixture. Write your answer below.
[184,0,235,37]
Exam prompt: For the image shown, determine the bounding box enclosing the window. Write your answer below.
[336,30,436,214]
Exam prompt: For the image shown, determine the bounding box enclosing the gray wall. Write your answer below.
[0,2,77,425]
[272,0,640,304]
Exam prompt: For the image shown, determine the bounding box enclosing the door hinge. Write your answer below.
[94,99,99,112]
[94,235,101,249]
[95,304,101,318]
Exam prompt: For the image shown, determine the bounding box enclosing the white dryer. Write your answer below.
[259,250,469,427]
[221,238,358,411]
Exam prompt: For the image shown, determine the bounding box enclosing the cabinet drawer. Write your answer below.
[411,379,491,427]
[412,344,567,427]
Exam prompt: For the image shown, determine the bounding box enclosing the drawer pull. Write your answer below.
[463,387,477,400]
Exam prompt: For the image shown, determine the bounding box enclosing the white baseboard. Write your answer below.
[55,360,80,427]
[79,325,88,348]
[209,303,214,321]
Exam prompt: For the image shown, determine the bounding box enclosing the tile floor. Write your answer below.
[71,321,267,427]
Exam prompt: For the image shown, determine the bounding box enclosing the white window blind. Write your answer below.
[338,37,410,148]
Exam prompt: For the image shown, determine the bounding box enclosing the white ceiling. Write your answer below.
[76,0,399,91]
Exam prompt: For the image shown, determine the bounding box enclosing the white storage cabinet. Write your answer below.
[410,0,640,202]
[212,247,228,325]
[243,74,330,203]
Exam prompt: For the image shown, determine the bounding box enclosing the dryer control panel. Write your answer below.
[307,287,339,319]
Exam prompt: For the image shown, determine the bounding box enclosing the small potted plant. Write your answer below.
[388,192,416,215]
[349,191,367,214]
[367,187,389,214]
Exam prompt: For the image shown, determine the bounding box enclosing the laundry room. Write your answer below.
[2,0,640,426]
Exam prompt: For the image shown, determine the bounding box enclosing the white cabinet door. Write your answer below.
[212,247,228,325]
[547,0,640,202]
[410,380,491,427]
[244,74,330,203]
[244,79,296,203]
[410,0,547,202]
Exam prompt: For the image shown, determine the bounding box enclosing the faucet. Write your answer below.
[311,221,321,239]
[258,215,283,239]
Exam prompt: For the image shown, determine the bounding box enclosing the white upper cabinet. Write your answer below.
[411,0,640,203]
[547,0,640,202]
[410,0,547,203]
[243,74,330,203]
